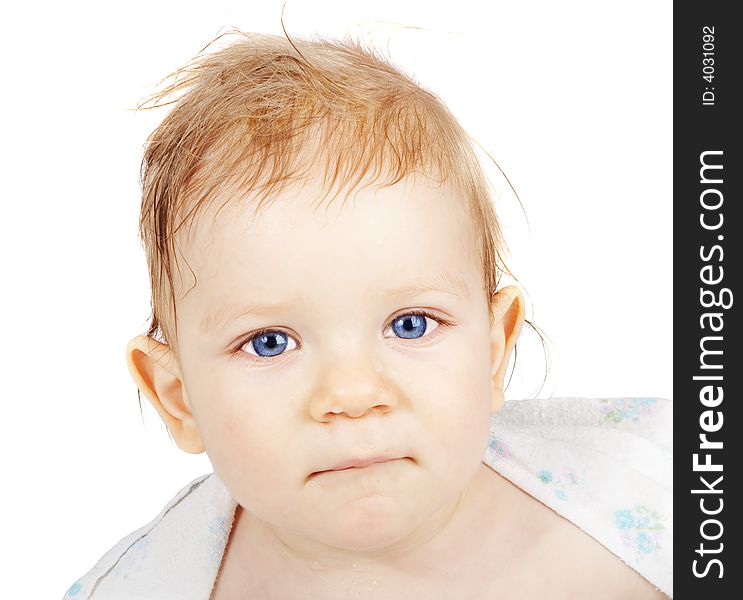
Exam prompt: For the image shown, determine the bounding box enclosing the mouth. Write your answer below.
[309,456,411,480]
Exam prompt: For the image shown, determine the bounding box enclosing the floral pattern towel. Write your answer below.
[64,396,672,599]
[485,396,672,597]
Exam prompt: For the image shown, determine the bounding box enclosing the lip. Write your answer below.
[330,455,397,471]
[311,455,405,478]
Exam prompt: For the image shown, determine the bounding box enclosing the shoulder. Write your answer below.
[483,397,672,598]
[62,473,237,600]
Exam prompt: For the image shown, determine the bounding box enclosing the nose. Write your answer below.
[310,353,398,422]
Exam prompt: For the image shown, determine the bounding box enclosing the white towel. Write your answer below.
[63,396,672,599]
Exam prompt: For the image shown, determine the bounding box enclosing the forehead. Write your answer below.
[175,173,481,325]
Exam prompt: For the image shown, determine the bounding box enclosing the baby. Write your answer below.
[65,30,671,600]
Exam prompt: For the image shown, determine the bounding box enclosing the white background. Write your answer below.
[0,0,672,596]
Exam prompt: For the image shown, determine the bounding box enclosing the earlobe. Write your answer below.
[488,285,526,412]
[125,335,205,454]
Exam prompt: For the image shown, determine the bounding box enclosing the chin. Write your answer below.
[319,496,414,553]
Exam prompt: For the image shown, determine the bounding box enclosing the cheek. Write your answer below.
[406,326,494,463]
[190,380,297,502]
[425,324,493,411]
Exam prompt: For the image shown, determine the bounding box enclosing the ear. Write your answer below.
[489,285,525,412]
[125,335,205,454]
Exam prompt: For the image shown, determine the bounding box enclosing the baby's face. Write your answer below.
[171,172,503,552]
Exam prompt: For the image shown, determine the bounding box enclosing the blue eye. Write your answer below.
[239,311,445,360]
[388,312,440,340]
[244,330,297,358]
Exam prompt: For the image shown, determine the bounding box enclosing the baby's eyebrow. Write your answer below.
[201,301,292,334]
[381,272,470,301]
[201,272,469,334]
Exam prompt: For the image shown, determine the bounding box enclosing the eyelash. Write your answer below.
[231,309,453,361]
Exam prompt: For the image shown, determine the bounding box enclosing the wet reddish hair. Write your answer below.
[136,28,542,375]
